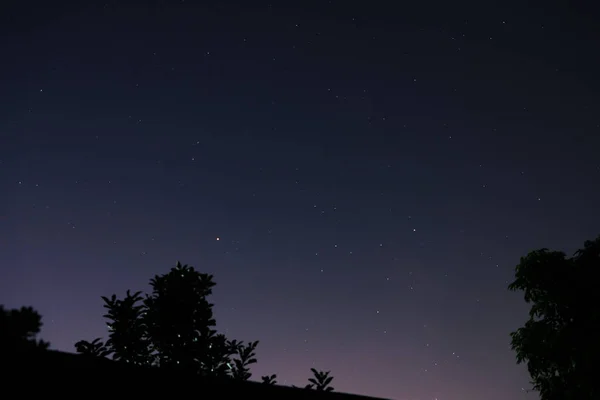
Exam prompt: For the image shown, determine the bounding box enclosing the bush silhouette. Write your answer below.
[230,340,259,380]
[74,337,111,357]
[261,374,277,384]
[103,289,153,365]
[306,368,335,391]
[509,235,600,400]
[76,262,259,380]
[0,305,49,352]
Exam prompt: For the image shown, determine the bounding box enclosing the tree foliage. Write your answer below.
[102,290,152,365]
[76,262,259,380]
[508,235,600,400]
[306,368,334,391]
[0,305,50,352]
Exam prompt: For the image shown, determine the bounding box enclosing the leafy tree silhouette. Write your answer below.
[508,235,600,400]
[305,368,334,391]
[261,374,277,384]
[143,263,236,376]
[76,262,257,379]
[0,305,49,352]
[230,340,259,380]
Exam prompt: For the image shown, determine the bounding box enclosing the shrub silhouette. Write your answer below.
[230,340,259,380]
[509,235,600,400]
[0,305,49,352]
[74,338,111,357]
[103,290,153,365]
[306,368,335,391]
[77,262,258,379]
[261,374,277,384]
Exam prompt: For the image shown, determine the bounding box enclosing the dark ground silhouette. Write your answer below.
[2,348,384,400]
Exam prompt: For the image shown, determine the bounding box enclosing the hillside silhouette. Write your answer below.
[2,348,382,400]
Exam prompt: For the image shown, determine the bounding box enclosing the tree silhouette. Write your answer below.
[143,263,236,376]
[305,368,334,391]
[0,305,49,352]
[76,262,257,379]
[75,338,111,357]
[261,374,277,385]
[230,340,259,380]
[508,235,600,400]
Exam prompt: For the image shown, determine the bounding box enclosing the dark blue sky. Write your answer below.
[2,1,599,399]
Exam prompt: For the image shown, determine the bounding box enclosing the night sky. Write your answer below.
[2,1,600,399]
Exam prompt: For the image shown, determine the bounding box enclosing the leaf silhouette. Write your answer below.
[261,374,277,384]
[306,368,335,391]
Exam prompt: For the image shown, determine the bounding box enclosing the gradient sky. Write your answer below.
[2,1,600,399]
